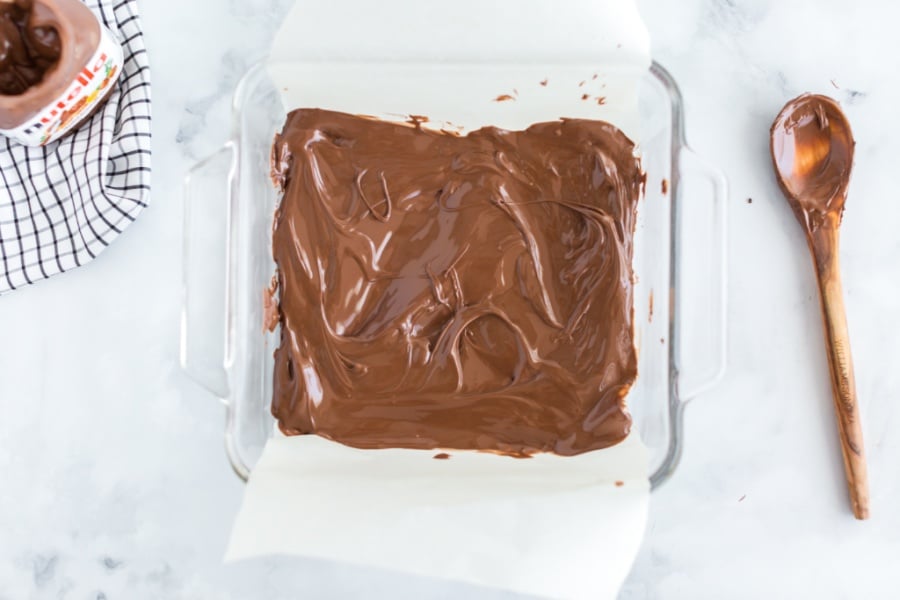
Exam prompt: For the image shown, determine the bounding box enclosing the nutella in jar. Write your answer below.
[0,0,123,146]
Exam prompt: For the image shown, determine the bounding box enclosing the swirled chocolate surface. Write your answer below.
[270,108,643,456]
[0,0,61,96]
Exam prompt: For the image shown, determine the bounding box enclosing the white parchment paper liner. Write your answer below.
[228,2,652,598]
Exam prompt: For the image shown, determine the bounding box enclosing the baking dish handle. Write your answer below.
[180,143,237,400]
[675,146,728,401]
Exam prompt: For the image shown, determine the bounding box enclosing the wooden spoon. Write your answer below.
[770,93,869,520]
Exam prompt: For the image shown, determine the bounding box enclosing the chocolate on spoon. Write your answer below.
[770,93,869,520]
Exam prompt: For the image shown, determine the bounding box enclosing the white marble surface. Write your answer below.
[1,0,899,598]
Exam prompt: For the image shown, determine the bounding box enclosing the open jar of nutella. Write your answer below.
[0,0,123,146]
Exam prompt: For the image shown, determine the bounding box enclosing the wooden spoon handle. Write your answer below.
[809,223,869,519]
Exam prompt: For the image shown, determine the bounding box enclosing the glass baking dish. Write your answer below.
[181,61,727,489]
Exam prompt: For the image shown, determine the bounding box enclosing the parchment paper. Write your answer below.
[227,433,649,600]
[227,2,653,598]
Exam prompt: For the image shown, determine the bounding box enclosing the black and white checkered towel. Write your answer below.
[0,0,151,293]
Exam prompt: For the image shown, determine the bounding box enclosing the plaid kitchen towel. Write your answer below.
[0,0,151,293]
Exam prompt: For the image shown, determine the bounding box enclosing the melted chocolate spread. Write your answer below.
[770,94,854,233]
[270,108,643,456]
[0,0,61,95]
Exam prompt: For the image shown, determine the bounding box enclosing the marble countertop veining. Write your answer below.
[1,1,899,598]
